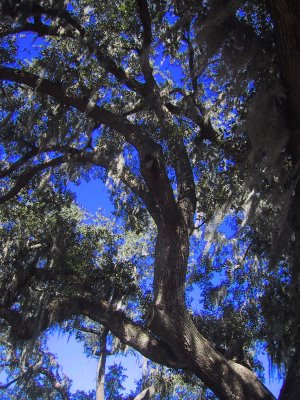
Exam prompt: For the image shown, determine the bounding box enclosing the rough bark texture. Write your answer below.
[148,300,274,400]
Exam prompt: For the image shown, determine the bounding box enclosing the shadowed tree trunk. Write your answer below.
[266,2,300,398]
[278,327,300,400]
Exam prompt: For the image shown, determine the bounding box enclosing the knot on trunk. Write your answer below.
[144,303,185,334]
[143,154,156,170]
[144,304,184,368]
[144,305,155,328]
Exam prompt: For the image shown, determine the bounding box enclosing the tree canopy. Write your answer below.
[1,0,300,399]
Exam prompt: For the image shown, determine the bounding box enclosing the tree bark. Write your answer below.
[96,329,109,400]
[279,327,300,400]
[266,3,300,398]
[267,1,300,154]
[154,218,189,307]
[148,302,275,400]
[133,385,156,400]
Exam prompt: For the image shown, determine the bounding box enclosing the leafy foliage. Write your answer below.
[0,330,71,399]
[0,0,299,399]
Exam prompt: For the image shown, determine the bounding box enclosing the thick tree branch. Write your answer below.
[0,296,185,370]
[0,21,74,39]
[0,66,176,214]
[136,0,156,90]
[183,31,198,96]
[1,3,150,98]
[1,40,202,230]
[0,66,144,146]
[147,307,275,400]
[133,385,156,400]
[78,297,183,369]
[0,155,67,204]
[38,367,70,400]
[172,138,196,233]
[0,66,173,182]
[0,147,39,179]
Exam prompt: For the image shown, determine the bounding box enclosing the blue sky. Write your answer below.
[68,178,113,215]
[48,332,141,395]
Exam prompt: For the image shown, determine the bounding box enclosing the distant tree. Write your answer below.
[65,319,129,399]
[104,363,127,400]
[0,330,71,399]
[71,391,96,400]
[1,0,300,399]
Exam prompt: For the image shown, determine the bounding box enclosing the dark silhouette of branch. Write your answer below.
[136,0,156,90]
[0,155,67,204]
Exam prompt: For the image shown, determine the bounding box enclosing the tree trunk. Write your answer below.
[149,213,275,400]
[96,329,109,400]
[266,1,300,140]
[154,218,189,307]
[279,327,300,400]
[266,3,300,398]
[150,304,275,400]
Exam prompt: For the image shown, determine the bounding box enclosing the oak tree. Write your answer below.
[1,1,300,399]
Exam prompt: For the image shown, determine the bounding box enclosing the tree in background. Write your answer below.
[0,328,72,400]
[0,0,300,399]
[65,318,130,400]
